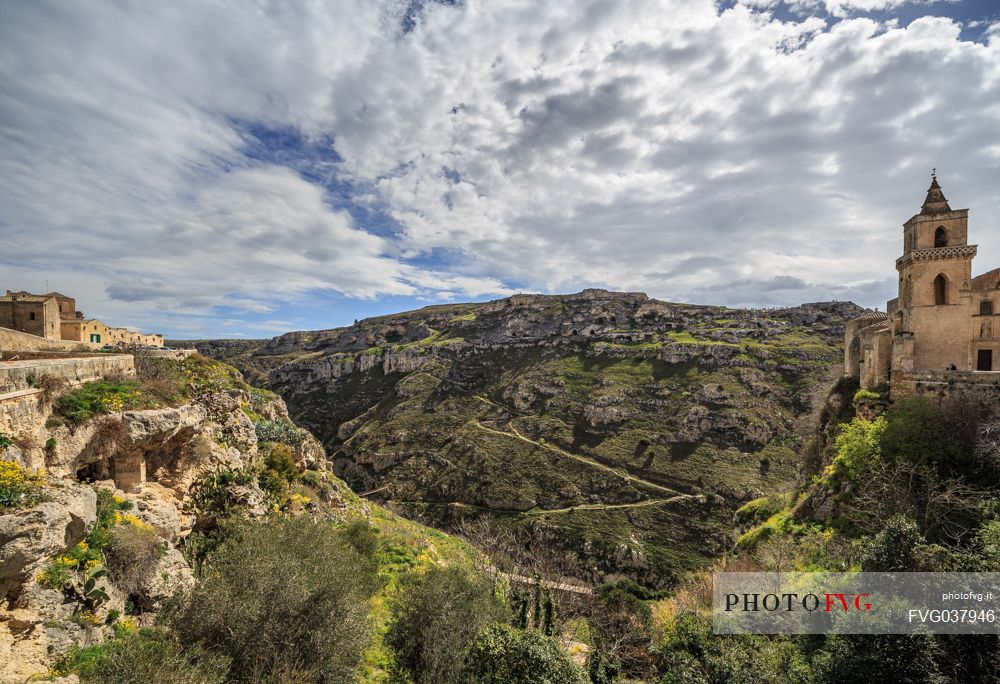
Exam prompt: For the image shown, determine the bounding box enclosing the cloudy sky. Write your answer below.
[2,0,999,338]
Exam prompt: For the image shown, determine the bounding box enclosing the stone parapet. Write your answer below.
[896,244,977,269]
[892,369,1000,400]
[0,327,94,352]
[0,355,135,394]
[142,349,197,361]
[0,356,136,433]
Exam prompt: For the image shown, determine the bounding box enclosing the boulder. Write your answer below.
[0,482,96,602]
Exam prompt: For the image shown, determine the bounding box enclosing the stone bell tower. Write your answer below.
[893,174,976,369]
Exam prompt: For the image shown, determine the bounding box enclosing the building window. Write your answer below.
[977,349,993,371]
[981,300,994,316]
[28,312,36,320]
[90,333,101,343]
[934,226,948,248]
[934,274,948,305]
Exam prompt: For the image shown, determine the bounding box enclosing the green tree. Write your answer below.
[587,649,621,684]
[860,515,923,572]
[816,634,943,684]
[542,588,557,636]
[461,624,587,684]
[165,516,376,683]
[591,584,654,679]
[386,565,507,684]
[832,416,886,480]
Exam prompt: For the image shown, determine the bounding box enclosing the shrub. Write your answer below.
[591,584,655,679]
[264,443,298,480]
[55,380,143,423]
[165,516,377,683]
[831,417,886,480]
[105,522,165,597]
[258,443,299,500]
[187,468,256,521]
[58,628,229,684]
[248,387,277,407]
[861,515,924,572]
[37,373,68,406]
[299,469,335,500]
[0,433,11,450]
[460,624,587,684]
[734,495,789,528]
[342,518,381,559]
[816,634,943,684]
[37,491,136,590]
[0,460,47,508]
[853,389,881,402]
[255,419,309,446]
[657,612,814,684]
[588,649,621,684]
[386,566,508,683]
[37,554,77,589]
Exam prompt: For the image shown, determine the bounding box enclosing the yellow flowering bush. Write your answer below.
[113,510,156,532]
[116,616,139,633]
[71,610,102,627]
[0,459,47,509]
[38,490,143,590]
[37,554,78,588]
[289,492,312,507]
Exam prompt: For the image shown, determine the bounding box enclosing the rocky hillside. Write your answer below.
[192,290,864,585]
[0,353,473,683]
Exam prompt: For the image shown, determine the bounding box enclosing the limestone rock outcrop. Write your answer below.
[0,369,328,682]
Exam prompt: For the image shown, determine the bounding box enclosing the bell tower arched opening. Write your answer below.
[934,274,948,305]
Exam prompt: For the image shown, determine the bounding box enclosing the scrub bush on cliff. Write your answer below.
[386,565,507,684]
[460,624,587,684]
[165,516,377,683]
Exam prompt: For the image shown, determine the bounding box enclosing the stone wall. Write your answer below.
[0,355,135,433]
[0,327,93,352]
[0,355,135,393]
[143,349,196,361]
[891,368,1000,400]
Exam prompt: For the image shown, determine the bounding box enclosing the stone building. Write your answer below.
[0,290,164,348]
[845,176,1000,397]
[0,292,61,339]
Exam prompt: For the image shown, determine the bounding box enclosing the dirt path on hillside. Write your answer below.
[473,419,679,497]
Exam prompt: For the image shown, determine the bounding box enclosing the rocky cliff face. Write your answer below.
[0,362,334,683]
[194,290,863,585]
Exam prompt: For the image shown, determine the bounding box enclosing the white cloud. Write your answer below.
[1,0,999,334]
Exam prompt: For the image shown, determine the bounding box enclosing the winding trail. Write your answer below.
[521,493,702,516]
[473,419,679,497]
[389,494,702,517]
[400,370,703,512]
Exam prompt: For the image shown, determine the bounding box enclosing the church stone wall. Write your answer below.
[845,176,1000,399]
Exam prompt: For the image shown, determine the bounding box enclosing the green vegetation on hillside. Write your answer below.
[0,459,47,508]
[54,353,250,424]
[648,393,1000,683]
